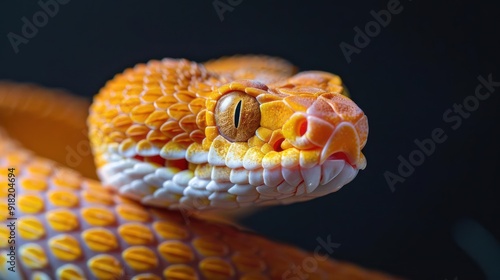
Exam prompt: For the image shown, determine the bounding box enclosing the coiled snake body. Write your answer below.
[0,56,397,280]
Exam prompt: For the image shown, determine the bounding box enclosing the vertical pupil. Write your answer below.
[234,100,242,128]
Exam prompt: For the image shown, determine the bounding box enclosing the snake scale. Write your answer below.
[0,55,399,279]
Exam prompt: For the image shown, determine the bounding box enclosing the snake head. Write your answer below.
[205,73,368,204]
[89,59,368,209]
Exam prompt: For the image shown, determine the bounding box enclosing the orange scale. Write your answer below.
[82,188,114,206]
[179,115,198,133]
[144,74,163,84]
[47,190,79,208]
[204,110,215,127]
[137,139,160,155]
[188,97,205,114]
[283,95,316,112]
[167,103,190,120]
[159,82,176,93]
[111,114,133,132]
[153,221,190,240]
[174,90,197,103]
[213,84,231,97]
[205,98,218,112]
[192,236,229,257]
[51,169,82,190]
[25,161,53,177]
[120,96,141,113]
[145,110,169,129]
[100,123,114,136]
[108,131,125,143]
[140,86,163,103]
[326,83,345,94]
[199,257,235,279]
[163,265,198,280]
[256,93,283,103]
[155,95,178,110]
[130,104,156,124]
[308,97,341,125]
[126,124,150,137]
[189,83,212,96]
[260,101,294,131]
[196,111,207,129]
[205,126,219,142]
[108,95,123,106]
[115,204,151,223]
[3,154,25,169]
[172,133,193,144]
[81,207,116,227]
[244,87,268,97]
[123,86,144,97]
[160,121,184,139]
[321,94,364,122]
[189,130,206,143]
[158,241,195,264]
[147,130,169,144]
[174,83,189,91]
[305,116,335,147]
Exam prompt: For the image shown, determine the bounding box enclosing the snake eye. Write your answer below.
[215,91,261,142]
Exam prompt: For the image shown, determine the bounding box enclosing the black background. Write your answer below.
[1,1,499,279]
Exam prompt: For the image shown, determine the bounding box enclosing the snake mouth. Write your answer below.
[327,152,357,167]
[132,154,188,170]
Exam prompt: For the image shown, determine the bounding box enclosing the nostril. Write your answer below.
[273,138,284,152]
[282,113,315,149]
[298,120,308,136]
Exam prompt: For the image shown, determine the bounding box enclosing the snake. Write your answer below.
[0,55,399,280]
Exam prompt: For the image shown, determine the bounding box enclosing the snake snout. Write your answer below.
[282,92,368,170]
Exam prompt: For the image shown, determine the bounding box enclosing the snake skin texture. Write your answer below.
[0,55,399,279]
[89,58,368,210]
[0,132,397,279]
